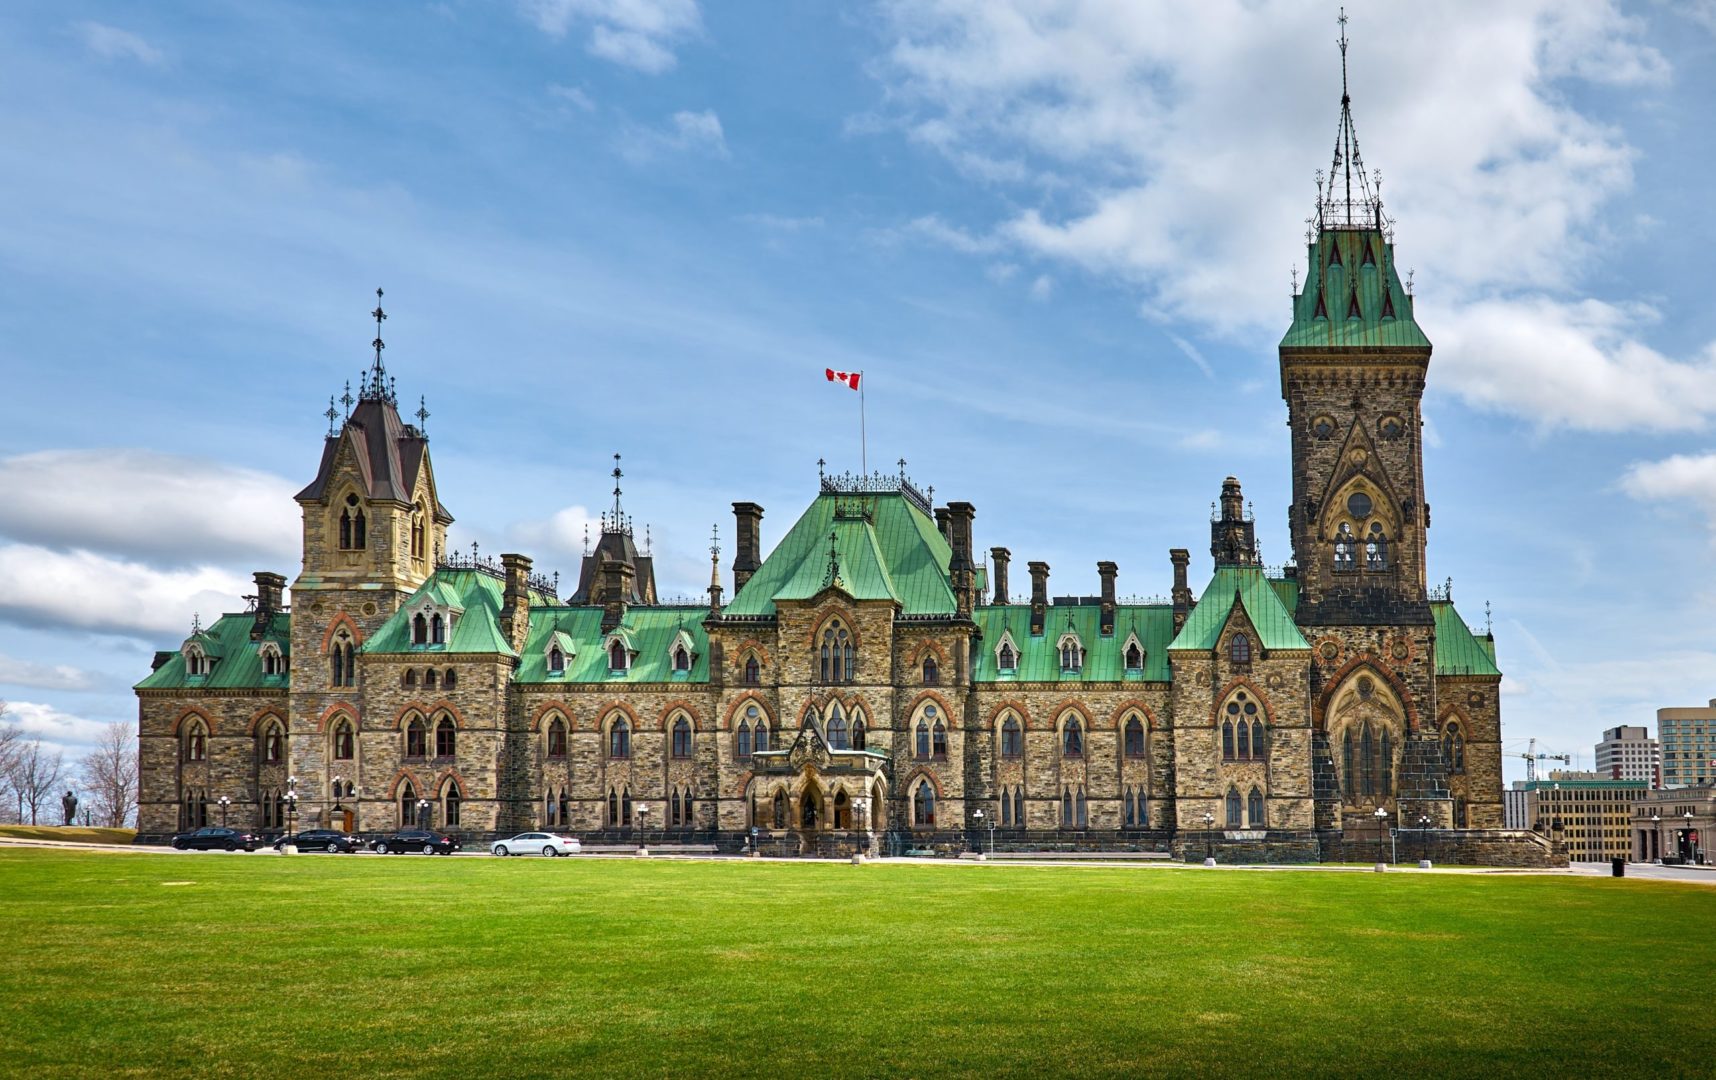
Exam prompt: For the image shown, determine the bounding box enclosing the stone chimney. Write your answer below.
[1170,549,1192,633]
[1211,476,1258,567]
[731,502,764,594]
[934,507,951,542]
[1029,561,1050,636]
[1097,561,1117,636]
[990,547,1011,605]
[946,501,975,616]
[499,553,533,652]
[600,558,634,631]
[251,571,286,640]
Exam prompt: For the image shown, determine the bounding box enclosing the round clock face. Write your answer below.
[1346,491,1373,519]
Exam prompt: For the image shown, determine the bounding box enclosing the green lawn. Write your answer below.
[2,850,1712,1078]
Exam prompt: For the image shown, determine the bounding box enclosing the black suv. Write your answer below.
[275,829,361,853]
[170,827,261,852]
[372,829,460,855]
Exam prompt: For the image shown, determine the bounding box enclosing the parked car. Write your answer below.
[274,829,360,853]
[170,827,261,852]
[490,833,581,857]
[372,829,460,855]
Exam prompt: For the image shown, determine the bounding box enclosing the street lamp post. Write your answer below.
[1374,805,1389,872]
[417,798,429,830]
[636,803,651,856]
[218,795,230,828]
[1685,811,1696,863]
[1651,812,1661,863]
[282,777,299,854]
[1202,810,1216,867]
[1417,813,1432,870]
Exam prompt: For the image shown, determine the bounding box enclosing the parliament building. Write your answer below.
[134,64,1560,866]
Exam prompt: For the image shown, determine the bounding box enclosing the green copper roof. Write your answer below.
[725,491,957,616]
[973,604,1174,682]
[1431,601,1501,677]
[135,612,290,691]
[1280,228,1430,350]
[364,569,553,658]
[1168,567,1309,652]
[516,606,708,684]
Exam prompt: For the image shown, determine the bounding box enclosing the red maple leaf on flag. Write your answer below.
[825,368,861,391]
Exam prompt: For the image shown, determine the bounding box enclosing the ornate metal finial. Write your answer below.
[325,396,339,436]
[553,569,560,594]
[1485,600,1493,636]
[898,457,907,480]
[471,540,479,560]
[583,522,590,557]
[415,395,430,434]
[1338,7,1349,97]
[341,380,354,417]
[611,453,624,520]
[644,523,652,556]
[709,523,720,561]
[817,457,826,481]
[1290,265,1298,296]
[370,287,387,380]
[824,529,843,589]
[190,612,202,636]
[1406,268,1415,296]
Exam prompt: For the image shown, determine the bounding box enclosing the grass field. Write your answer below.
[0,824,137,844]
[2,850,1713,1079]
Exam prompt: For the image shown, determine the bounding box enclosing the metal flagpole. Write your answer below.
[860,371,866,474]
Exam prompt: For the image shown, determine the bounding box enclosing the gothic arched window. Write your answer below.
[431,614,445,645]
[1001,715,1022,758]
[608,718,630,760]
[932,720,947,759]
[1366,522,1388,570]
[915,719,930,760]
[261,722,283,764]
[1062,717,1083,758]
[1225,788,1243,828]
[406,717,426,759]
[548,647,565,674]
[399,781,417,827]
[736,721,752,759]
[332,719,354,761]
[1334,523,1355,572]
[1125,642,1143,671]
[997,642,1017,671]
[671,717,692,759]
[913,783,935,828]
[923,655,939,685]
[743,655,760,685]
[547,717,567,759]
[1124,715,1145,758]
[413,614,428,646]
[1444,722,1466,774]
[851,713,866,751]
[609,640,628,672]
[1229,634,1251,665]
[443,782,461,827]
[1247,787,1265,828]
[184,721,207,763]
[673,645,691,672]
[1222,720,1235,760]
[819,620,854,684]
[435,717,456,758]
[827,711,848,750]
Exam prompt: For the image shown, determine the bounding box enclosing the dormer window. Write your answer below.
[184,645,210,678]
[673,645,691,672]
[609,639,629,672]
[339,494,366,551]
[995,633,1019,674]
[548,647,566,674]
[1124,640,1144,672]
[259,643,285,677]
[431,613,445,645]
[668,631,695,674]
[1056,632,1084,674]
[413,614,428,645]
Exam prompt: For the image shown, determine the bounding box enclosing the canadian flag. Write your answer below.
[825,368,861,391]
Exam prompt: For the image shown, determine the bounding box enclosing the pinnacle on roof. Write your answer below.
[359,287,397,405]
[1315,9,1385,234]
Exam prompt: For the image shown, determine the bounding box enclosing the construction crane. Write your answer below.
[1517,738,1572,782]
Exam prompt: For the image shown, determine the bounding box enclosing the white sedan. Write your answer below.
[490,832,581,857]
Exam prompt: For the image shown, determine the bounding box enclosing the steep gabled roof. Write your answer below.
[135,612,290,690]
[364,569,552,657]
[724,491,957,616]
[516,606,709,684]
[1431,601,1501,677]
[295,396,451,520]
[1168,566,1309,652]
[973,604,1175,682]
[1281,229,1429,351]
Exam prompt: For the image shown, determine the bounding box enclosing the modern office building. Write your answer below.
[1657,702,1716,788]
[1595,725,1659,786]
[1517,773,1645,864]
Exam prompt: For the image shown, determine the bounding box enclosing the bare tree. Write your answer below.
[0,701,21,824]
[78,721,138,828]
[10,737,66,826]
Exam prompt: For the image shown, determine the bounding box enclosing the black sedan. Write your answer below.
[275,829,361,853]
[372,829,460,855]
[170,827,261,852]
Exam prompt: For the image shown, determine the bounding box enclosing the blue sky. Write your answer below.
[4,1,1716,782]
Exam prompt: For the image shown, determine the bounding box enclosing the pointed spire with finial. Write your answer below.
[708,523,723,611]
[362,287,393,402]
[823,529,844,591]
[415,395,430,437]
[325,396,339,436]
[1317,7,1381,231]
[190,612,202,636]
[611,453,624,521]
[341,380,353,418]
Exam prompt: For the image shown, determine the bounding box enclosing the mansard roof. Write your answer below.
[972,604,1175,682]
[1168,566,1309,653]
[364,569,553,658]
[1431,601,1501,677]
[1280,228,1429,352]
[135,611,290,690]
[516,605,708,684]
[295,396,450,519]
[724,489,958,617]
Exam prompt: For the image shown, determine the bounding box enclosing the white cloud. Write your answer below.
[617,109,728,164]
[511,504,600,564]
[1178,429,1221,451]
[1028,274,1054,301]
[1622,452,1716,533]
[0,450,299,567]
[75,21,164,66]
[4,701,110,755]
[0,544,250,639]
[883,213,1001,255]
[0,654,104,692]
[1168,333,1214,379]
[548,83,596,113]
[520,0,701,73]
[867,2,1712,432]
